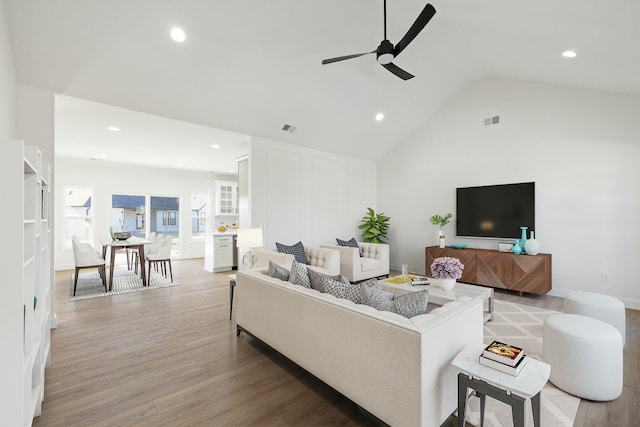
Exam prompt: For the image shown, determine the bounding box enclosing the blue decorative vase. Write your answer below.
[512,239,522,254]
[520,227,528,253]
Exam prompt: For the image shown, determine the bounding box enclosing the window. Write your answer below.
[191,194,209,239]
[162,211,177,226]
[111,194,145,238]
[63,186,93,248]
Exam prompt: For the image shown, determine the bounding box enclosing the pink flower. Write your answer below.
[430,256,464,279]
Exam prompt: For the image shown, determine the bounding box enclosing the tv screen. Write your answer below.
[456,182,535,239]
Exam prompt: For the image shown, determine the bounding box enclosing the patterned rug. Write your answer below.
[461,300,580,427]
[69,266,178,300]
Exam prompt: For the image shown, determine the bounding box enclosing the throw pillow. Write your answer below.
[391,290,429,318]
[336,237,361,256]
[266,260,290,281]
[289,260,311,288]
[361,284,394,312]
[275,241,310,265]
[307,268,349,293]
[322,277,377,304]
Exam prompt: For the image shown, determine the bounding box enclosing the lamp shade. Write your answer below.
[236,227,263,248]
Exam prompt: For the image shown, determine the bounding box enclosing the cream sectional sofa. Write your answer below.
[235,268,484,427]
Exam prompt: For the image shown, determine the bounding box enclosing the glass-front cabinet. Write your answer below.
[215,181,238,215]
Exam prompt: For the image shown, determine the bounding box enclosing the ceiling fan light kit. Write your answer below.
[322,1,436,80]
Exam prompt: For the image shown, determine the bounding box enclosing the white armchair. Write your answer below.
[321,242,389,282]
[254,246,340,275]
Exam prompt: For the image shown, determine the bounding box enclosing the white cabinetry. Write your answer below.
[215,181,238,215]
[1,141,52,427]
[204,233,235,272]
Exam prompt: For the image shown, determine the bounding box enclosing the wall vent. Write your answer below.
[282,124,297,133]
[484,115,500,126]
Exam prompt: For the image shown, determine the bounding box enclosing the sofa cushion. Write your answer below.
[336,237,361,256]
[391,290,429,318]
[322,277,377,304]
[307,268,349,293]
[276,241,310,264]
[360,257,383,272]
[266,260,290,281]
[289,260,311,288]
[362,285,394,311]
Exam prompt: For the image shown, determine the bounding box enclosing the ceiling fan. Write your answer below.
[321,1,436,80]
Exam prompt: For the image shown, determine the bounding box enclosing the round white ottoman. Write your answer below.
[564,291,626,346]
[543,313,623,401]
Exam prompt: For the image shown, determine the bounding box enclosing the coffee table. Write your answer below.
[379,277,494,322]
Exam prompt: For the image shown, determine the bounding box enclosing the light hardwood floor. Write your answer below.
[35,259,638,426]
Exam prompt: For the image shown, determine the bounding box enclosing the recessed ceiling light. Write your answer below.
[171,27,186,43]
[99,153,107,158]
[375,113,384,121]
[210,144,220,149]
[562,50,577,58]
[229,169,235,173]
[107,126,120,132]
[177,163,183,167]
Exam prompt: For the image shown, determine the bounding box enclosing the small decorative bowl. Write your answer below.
[450,243,468,249]
[113,232,132,241]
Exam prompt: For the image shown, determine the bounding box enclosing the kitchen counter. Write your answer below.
[212,229,237,236]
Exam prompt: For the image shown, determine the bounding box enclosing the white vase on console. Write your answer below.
[524,231,541,255]
[438,230,445,248]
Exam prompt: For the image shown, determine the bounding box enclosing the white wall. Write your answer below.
[249,137,377,250]
[0,2,21,424]
[54,158,232,270]
[0,0,15,140]
[378,77,640,309]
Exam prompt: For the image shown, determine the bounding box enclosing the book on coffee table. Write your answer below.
[479,354,528,376]
[411,277,429,285]
[482,341,524,367]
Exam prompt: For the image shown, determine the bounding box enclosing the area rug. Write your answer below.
[69,267,178,301]
[461,300,580,427]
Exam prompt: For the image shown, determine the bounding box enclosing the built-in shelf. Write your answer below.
[4,142,53,426]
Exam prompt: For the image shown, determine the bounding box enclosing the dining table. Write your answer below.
[101,238,150,291]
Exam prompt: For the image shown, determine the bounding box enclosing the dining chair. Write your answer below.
[146,235,173,283]
[72,236,107,296]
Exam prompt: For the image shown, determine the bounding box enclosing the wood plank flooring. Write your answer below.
[35,259,638,426]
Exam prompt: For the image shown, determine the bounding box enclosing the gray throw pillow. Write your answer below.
[391,290,429,318]
[336,237,361,256]
[289,260,311,288]
[362,284,394,312]
[276,241,310,264]
[266,260,290,281]
[322,277,377,304]
[307,268,349,293]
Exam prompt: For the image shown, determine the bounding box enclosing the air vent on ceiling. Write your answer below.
[484,115,500,126]
[282,124,297,133]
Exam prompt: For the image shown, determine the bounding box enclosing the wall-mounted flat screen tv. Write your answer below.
[456,182,535,239]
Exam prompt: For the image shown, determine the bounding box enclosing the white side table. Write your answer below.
[452,344,550,427]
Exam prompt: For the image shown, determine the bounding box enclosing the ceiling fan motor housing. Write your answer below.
[376,40,394,65]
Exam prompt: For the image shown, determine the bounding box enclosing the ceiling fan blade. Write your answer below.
[322,51,375,65]
[393,3,436,57]
[381,62,414,80]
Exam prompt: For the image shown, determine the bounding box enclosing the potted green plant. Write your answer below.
[359,207,390,244]
[429,213,453,248]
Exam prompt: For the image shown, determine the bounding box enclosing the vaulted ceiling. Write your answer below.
[6,0,640,169]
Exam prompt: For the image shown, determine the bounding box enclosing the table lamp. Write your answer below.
[236,227,263,269]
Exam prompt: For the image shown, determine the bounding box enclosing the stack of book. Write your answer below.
[410,276,429,285]
[479,340,527,376]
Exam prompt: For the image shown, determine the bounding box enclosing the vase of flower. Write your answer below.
[430,256,464,291]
